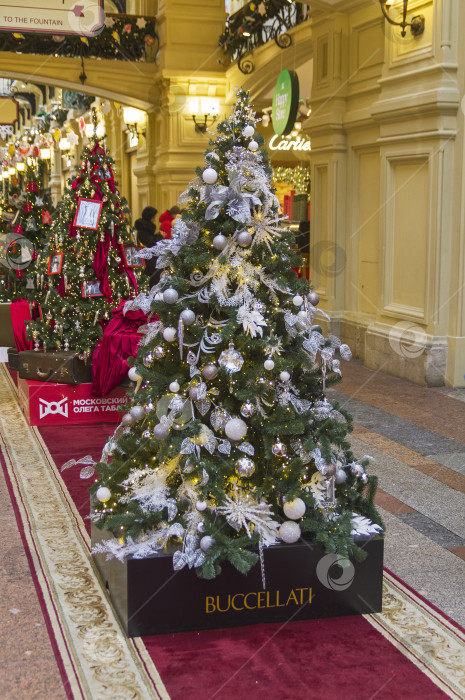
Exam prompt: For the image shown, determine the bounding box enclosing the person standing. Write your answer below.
[134,206,163,287]
[159,205,180,239]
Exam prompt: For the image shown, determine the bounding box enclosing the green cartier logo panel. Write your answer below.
[272,69,299,136]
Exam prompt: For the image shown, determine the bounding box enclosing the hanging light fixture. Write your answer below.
[379,0,425,37]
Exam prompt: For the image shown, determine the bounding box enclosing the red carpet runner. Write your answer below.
[38,420,460,699]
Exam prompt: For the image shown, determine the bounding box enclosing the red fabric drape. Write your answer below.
[9,298,33,351]
[91,301,148,396]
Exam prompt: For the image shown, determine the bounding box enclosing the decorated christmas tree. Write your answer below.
[91,92,383,580]
[26,113,141,356]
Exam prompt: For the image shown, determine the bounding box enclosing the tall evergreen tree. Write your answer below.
[92,92,383,579]
[27,113,142,356]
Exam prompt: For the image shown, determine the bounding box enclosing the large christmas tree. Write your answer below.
[92,92,383,579]
[26,114,141,356]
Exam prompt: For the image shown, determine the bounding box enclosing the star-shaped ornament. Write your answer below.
[258,2,266,16]
[136,17,147,29]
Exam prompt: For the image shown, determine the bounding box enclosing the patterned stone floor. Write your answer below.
[1,359,465,697]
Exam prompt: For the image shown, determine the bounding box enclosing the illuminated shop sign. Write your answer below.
[269,134,310,151]
[272,69,299,136]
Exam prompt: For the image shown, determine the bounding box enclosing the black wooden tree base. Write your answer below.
[92,525,384,637]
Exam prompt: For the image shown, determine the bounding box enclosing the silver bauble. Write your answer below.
[235,456,255,478]
[213,234,227,250]
[240,400,255,418]
[308,291,320,306]
[224,417,248,441]
[153,423,170,439]
[210,407,231,431]
[279,521,301,543]
[163,327,177,342]
[153,345,165,359]
[237,231,252,247]
[122,413,135,427]
[218,344,244,373]
[202,363,218,380]
[283,498,306,520]
[272,440,287,457]
[180,309,195,325]
[130,405,145,421]
[143,353,153,367]
[163,288,179,304]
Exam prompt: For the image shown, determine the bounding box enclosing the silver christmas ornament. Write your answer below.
[279,371,290,382]
[130,405,145,421]
[96,486,111,503]
[225,418,248,441]
[235,456,255,478]
[308,291,320,306]
[202,167,218,184]
[163,288,179,304]
[153,345,165,359]
[180,309,195,325]
[237,231,252,247]
[122,413,135,427]
[169,381,180,393]
[240,400,256,418]
[202,363,218,380]
[219,343,244,373]
[279,521,301,543]
[242,124,255,138]
[143,353,153,367]
[264,358,275,371]
[283,498,306,520]
[272,440,287,457]
[210,407,231,431]
[128,366,140,382]
[153,423,170,439]
[163,327,177,342]
[213,234,227,250]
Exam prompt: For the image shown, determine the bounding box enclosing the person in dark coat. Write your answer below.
[134,206,163,287]
[159,205,180,239]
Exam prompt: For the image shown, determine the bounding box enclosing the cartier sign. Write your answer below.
[269,134,311,152]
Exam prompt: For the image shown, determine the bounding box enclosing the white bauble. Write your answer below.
[213,234,227,250]
[200,536,215,552]
[163,327,177,342]
[96,486,111,503]
[163,288,179,304]
[242,124,255,138]
[169,381,180,393]
[280,371,291,382]
[225,418,248,441]
[130,405,145,422]
[154,292,164,301]
[197,521,205,533]
[297,310,308,320]
[128,366,140,382]
[196,500,208,512]
[283,498,306,520]
[121,413,135,427]
[248,140,259,152]
[293,295,304,307]
[264,359,275,371]
[180,309,195,325]
[202,167,218,184]
[279,521,301,543]
[153,423,170,439]
[335,469,347,484]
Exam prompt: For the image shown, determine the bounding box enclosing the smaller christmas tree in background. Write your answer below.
[27,110,143,356]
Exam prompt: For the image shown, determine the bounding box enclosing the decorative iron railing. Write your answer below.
[0,14,158,63]
[219,0,309,74]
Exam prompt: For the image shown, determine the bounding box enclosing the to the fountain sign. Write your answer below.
[271,69,299,135]
[0,1,105,37]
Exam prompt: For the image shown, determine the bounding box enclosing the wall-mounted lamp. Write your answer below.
[8,167,15,176]
[59,137,71,151]
[189,97,220,134]
[379,0,425,37]
[40,148,51,160]
[122,106,146,142]
[16,162,25,171]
